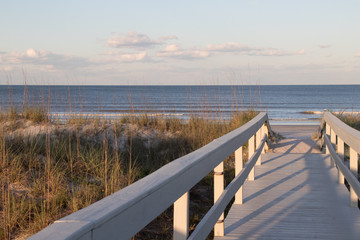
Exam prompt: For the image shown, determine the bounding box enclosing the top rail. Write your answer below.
[321,111,360,208]
[30,112,271,240]
[189,137,266,239]
[322,111,360,154]
[323,134,360,198]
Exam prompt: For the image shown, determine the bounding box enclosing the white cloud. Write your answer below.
[156,44,183,58]
[103,50,149,62]
[157,44,210,60]
[156,42,304,60]
[106,31,161,49]
[355,53,360,57]
[206,42,254,52]
[0,51,22,64]
[118,52,147,62]
[205,42,305,56]
[105,32,304,61]
[253,48,306,56]
[298,49,306,54]
[319,44,331,49]
[158,35,178,41]
[106,31,179,50]
[0,49,95,71]
[163,44,181,52]
[26,48,40,58]
[25,48,50,59]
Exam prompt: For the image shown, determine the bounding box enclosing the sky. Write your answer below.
[1,0,360,85]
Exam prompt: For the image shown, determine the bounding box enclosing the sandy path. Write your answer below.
[270,125,322,154]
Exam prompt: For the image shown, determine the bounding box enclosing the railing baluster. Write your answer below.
[264,124,269,151]
[214,162,224,236]
[337,138,345,184]
[256,128,262,165]
[349,147,358,207]
[248,135,255,181]
[262,124,266,153]
[235,146,243,204]
[174,192,189,240]
[330,128,336,167]
[330,128,336,149]
[325,123,331,155]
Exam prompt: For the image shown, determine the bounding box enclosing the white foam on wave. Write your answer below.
[50,112,185,118]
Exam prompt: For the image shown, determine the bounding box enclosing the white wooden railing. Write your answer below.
[321,111,360,207]
[29,112,272,240]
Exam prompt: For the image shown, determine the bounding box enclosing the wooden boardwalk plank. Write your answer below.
[216,152,360,240]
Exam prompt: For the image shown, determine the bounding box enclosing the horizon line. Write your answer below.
[1,83,360,87]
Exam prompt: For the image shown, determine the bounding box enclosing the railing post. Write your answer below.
[214,162,224,236]
[337,137,345,184]
[350,147,359,207]
[248,135,255,181]
[174,192,189,240]
[235,146,243,204]
[256,128,262,165]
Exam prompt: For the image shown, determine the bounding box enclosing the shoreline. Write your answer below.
[48,110,360,116]
[45,111,358,126]
[49,113,321,125]
[300,110,360,115]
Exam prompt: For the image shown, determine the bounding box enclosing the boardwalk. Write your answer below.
[216,125,360,240]
[30,113,360,240]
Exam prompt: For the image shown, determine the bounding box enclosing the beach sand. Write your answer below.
[270,125,322,154]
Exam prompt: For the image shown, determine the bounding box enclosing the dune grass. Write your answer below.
[336,113,360,131]
[0,103,258,239]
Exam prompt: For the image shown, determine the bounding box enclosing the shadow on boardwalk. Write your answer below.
[216,125,360,240]
[270,125,321,154]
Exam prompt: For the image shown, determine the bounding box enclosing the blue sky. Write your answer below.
[1,0,359,85]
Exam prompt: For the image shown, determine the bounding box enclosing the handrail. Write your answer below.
[30,112,271,240]
[189,138,266,239]
[321,111,360,208]
[322,112,360,154]
[324,135,360,197]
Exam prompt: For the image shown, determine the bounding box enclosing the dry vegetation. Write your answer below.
[0,102,258,239]
[337,113,360,131]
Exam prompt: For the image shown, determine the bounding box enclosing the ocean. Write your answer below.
[1,85,359,124]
